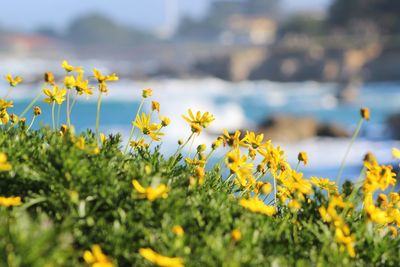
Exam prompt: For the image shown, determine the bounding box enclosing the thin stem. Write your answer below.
[95,93,102,144]
[66,90,71,126]
[336,119,364,185]
[56,103,61,129]
[19,92,42,118]
[26,116,36,132]
[4,87,12,99]
[124,98,145,154]
[51,102,55,130]
[186,135,197,158]
[69,92,78,113]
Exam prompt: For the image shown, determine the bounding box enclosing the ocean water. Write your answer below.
[7,79,400,181]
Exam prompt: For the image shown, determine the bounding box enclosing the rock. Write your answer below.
[317,123,349,138]
[257,115,318,142]
[256,115,349,142]
[387,113,400,140]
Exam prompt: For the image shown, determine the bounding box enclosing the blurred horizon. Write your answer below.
[0,0,331,33]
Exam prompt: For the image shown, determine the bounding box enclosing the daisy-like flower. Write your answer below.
[83,245,114,267]
[310,177,338,194]
[182,109,215,132]
[43,86,67,105]
[134,113,164,141]
[93,68,119,93]
[4,74,23,87]
[75,72,93,96]
[132,180,169,201]
[0,99,13,125]
[61,60,83,73]
[139,248,184,267]
[244,131,265,149]
[221,129,248,148]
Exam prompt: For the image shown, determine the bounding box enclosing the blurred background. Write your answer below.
[1,0,400,178]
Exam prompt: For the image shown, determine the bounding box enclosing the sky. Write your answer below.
[0,0,332,33]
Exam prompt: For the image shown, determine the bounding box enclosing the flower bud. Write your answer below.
[360,107,370,121]
[142,88,153,98]
[33,106,42,116]
[298,151,308,166]
[44,72,55,85]
[151,101,160,112]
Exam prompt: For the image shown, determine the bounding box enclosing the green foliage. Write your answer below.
[0,127,399,266]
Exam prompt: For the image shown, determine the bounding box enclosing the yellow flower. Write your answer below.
[64,75,76,88]
[61,60,83,73]
[360,107,370,121]
[244,131,265,149]
[9,114,18,124]
[254,182,272,195]
[297,151,308,166]
[4,74,23,87]
[389,226,397,237]
[134,113,164,141]
[231,228,242,241]
[221,129,248,148]
[160,116,171,127]
[0,196,21,207]
[0,99,14,110]
[33,106,42,116]
[142,88,153,98]
[0,99,12,125]
[44,72,55,85]
[239,197,276,216]
[182,109,215,131]
[43,86,67,105]
[172,225,184,236]
[83,245,114,267]
[392,148,400,159]
[93,68,119,93]
[75,72,94,95]
[152,101,160,112]
[310,177,338,194]
[139,248,184,267]
[130,138,149,149]
[132,180,169,201]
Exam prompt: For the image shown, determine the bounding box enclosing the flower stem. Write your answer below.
[4,87,12,99]
[124,98,145,154]
[51,102,55,130]
[95,92,102,144]
[26,116,36,132]
[69,92,78,115]
[66,90,71,126]
[19,92,41,118]
[336,119,364,185]
[56,103,61,129]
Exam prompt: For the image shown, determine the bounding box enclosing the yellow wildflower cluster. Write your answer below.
[83,245,114,267]
[132,180,169,201]
[0,196,21,207]
[139,248,184,267]
[319,195,355,257]
[239,197,276,216]
[362,157,399,229]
